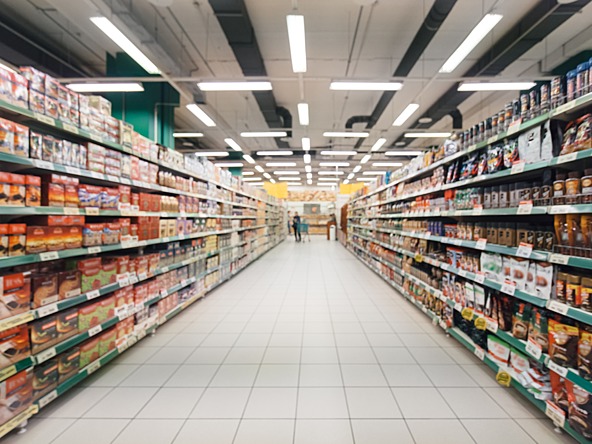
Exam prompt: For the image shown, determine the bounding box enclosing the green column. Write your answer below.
[103,53,179,149]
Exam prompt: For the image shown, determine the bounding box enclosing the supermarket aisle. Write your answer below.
[6,237,571,444]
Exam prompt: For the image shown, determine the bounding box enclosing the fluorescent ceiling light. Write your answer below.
[302,137,311,151]
[363,171,387,175]
[392,103,420,126]
[370,138,387,152]
[305,165,312,173]
[318,171,344,176]
[197,81,272,91]
[347,173,355,179]
[404,132,451,138]
[360,154,371,164]
[263,172,272,179]
[330,82,403,91]
[319,162,349,167]
[90,17,160,74]
[307,179,312,185]
[192,151,229,157]
[320,151,357,156]
[352,166,361,173]
[317,183,338,187]
[187,104,216,127]
[439,13,503,73]
[266,162,296,167]
[243,171,254,176]
[242,154,256,164]
[303,154,311,164]
[173,132,204,138]
[306,173,312,179]
[279,177,302,181]
[385,150,425,156]
[215,162,243,167]
[273,171,300,175]
[270,178,276,183]
[224,138,242,152]
[243,177,262,182]
[241,131,288,138]
[343,179,349,184]
[458,82,537,91]
[323,132,368,138]
[255,165,265,173]
[67,82,144,92]
[357,177,377,182]
[298,103,309,126]
[372,162,403,167]
[318,178,340,181]
[286,15,307,73]
[256,150,294,156]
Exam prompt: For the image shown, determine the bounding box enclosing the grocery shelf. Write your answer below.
[0,405,38,439]
[0,357,35,384]
[0,206,260,218]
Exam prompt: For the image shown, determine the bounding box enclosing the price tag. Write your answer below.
[87,290,100,300]
[37,304,58,318]
[38,390,58,408]
[452,239,463,246]
[115,306,128,318]
[462,307,475,320]
[507,119,522,135]
[441,263,451,271]
[421,306,428,314]
[517,200,533,215]
[160,212,169,218]
[459,269,468,278]
[107,175,119,183]
[86,360,101,374]
[63,207,80,215]
[496,370,512,387]
[86,207,100,215]
[526,337,543,360]
[138,272,147,281]
[36,348,56,364]
[546,401,567,428]
[117,274,130,287]
[556,152,578,164]
[547,300,569,315]
[501,280,516,296]
[129,274,138,285]
[549,253,569,265]
[88,246,101,254]
[474,316,487,330]
[474,346,485,361]
[0,365,17,381]
[90,171,103,179]
[34,159,53,170]
[64,166,81,175]
[439,320,447,330]
[39,251,59,261]
[454,302,463,312]
[511,161,526,175]
[34,113,55,126]
[487,136,498,145]
[162,237,170,243]
[88,325,102,337]
[475,271,486,284]
[161,266,169,273]
[516,242,533,258]
[549,205,572,215]
[160,289,168,298]
[62,123,79,134]
[547,359,568,377]
[486,317,499,333]
[473,205,483,216]
[121,178,131,185]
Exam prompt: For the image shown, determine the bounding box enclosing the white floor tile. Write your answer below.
[120,364,179,387]
[422,365,479,387]
[515,418,575,443]
[373,348,416,364]
[39,387,111,419]
[382,364,433,387]
[262,347,302,364]
[50,419,129,444]
[302,333,336,347]
[297,388,349,418]
[255,364,299,387]
[341,364,387,387]
[112,419,183,444]
[3,418,75,444]
[337,347,378,364]
[165,364,218,387]
[223,347,266,364]
[190,388,251,418]
[233,334,271,347]
[345,387,402,418]
[407,419,475,444]
[209,365,259,387]
[351,419,414,444]
[243,387,297,418]
[83,387,157,419]
[234,419,294,444]
[392,387,456,419]
[172,419,239,444]
[462,419,536,444]
[146,347,194,365]
[294,419,354,444]
[301,347,339,364]
[409,347,457,365]
[137,388,203,418]
[439,388,508,418]
[185,347,230,364]
[299,364,343,386]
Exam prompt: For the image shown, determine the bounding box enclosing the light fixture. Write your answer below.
[347,173,354,179]
[243,177,262,182]
[273,171,300,175]
[323,132,368,138]
[67,82,144,93]
[279,177,302,181]
[395,141,406,147]
[418,117,433,124]
[318,177,340,181]
[330,81,403,91]
[363,171,387,175]
[302,137,311,151]
[305,165,312,173]
[360,154,371,164]
[439,13,503,73]
[215,162,243,167]
[192,152,229,157]
[187,104,216,127]
[306,173,312,179]
[392,103,420,126]
[266,162,296,167]
[372,162,403,167]
[270,178,276,183]
[224,138,242,152]
[263,172,272,179]
[255,165,265,173]
[404,132,451,138]
[256,150,294,156]
[320,151,357,156]
[286,15,307,73]
[242,154,256,164]
[317,183,338,187]
[241,131,288,138]
[370,138,387,152]
[173,132,204,138]
[457,82,537,91]
[243,171,255,176]
[307,179,312,185]
[385,150,424,156]
[343,179,349,184]
[90,17,160,74]
[298,103,309,126]
[319,162,350,167]
[352,166,361,173]
[318,171,344,175]
[197,81,272,91]
[357,177,377,182]
[303,154,311,164]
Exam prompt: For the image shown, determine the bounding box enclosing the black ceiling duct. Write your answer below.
[449,109,462,130]
[346,115,372,129]
[276,106,292,138]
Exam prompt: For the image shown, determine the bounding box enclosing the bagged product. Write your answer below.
[510,348,530,374]
[579,330,592,381]
[568,381,592,439]
[549,319,579,368]
[528,307,549,353]
[512,302,531,340]
[550,370,570,413]
[488,335,511,366]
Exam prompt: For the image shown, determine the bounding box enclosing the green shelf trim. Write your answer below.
[0,357,35,384]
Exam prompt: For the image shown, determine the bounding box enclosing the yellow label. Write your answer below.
[414,253,423,263]
[461,307,474,321]
[496,370,511,387]
[474,317,487,331]
[0,365,16,382]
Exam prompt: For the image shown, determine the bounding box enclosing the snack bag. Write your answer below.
[549,318,579,368]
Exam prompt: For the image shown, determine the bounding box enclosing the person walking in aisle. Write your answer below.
[293,212,302,242]
[287,210,292,236]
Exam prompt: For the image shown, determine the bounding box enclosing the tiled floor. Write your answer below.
[6,237,574,443]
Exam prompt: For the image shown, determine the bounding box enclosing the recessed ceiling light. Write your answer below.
[187,104,216,127]
[360,154,371,164]
[385,150,424,156]
[243,177,262,181]
[319,162,350,167]
[370,138,387,152]
[270,178,276,183]
[343,179,349,184]
[318,171,344,175]
[215,162,244,167]
[255,165,265,172]
[242,154,256,164]
[323,132,368,138]
[273,171,300,175]
[392,103,419,126]
[320,151,357,156]
[197,81,272,91]
[192,152,229,157]
[303,154,311,164]
[224,138,242,151]
[287,15,307,73]
[173,132,204,138]
[298,103,309,126]
[306,172,312,179]
[363,171,387,175]
[263,172,272,179]
[266,162,297,167]
[241,131,288,138]
[305,165,312,173]
[302,137,311,151]
[395,141,406,147]
[318,177,340,181]
[243,171,255,176]
[330,81,403,91]
[457,82,537,91]
[279,177,302,181]
[256,150,294,156]
[357,177,377,182]
[67,82,144,92]
[418,117,433,124]
[347,173,354,179]
[372,162,403,167]
[307,179,312,185]
[404,132,451,138]
[353,166,361,173]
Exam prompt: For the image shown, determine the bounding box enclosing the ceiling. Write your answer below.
[0,0,591,187]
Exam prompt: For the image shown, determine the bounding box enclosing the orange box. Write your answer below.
[0,369,33,422]
[8,174,25,206]
[64,183,79,208]
[98,328,116,356]
[42,182,64,207]
[0,325,30,368]
[31,273,58,307]
[30,315,58,354]
[46,226,65,251]
[0,273,31,320]
[26,226,46,254]
[57,308,78,340]
[58,269,81,300]
[64,226,82,250]
[8,224,26,257]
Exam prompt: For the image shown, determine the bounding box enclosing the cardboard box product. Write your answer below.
[79,337,100,368]
[101,258,117,285]
[0,369,33,423]
[102,223,120,245]
[98,328,117,356]
[64,226,82,250]
[30,315,58,354]
[7,174,25,206]
[78,302,101,332]
[98,295,115,321]
[32,273,59,307]
[76,257,103,293]
[0,325,30,369]
[32,358,58,401]
[8,224,26,257]
[78,184,102,208]
[101,187,119,210]
[0,273,31,320]
[58,270,81,300]
[57,347,80,383]
[25,175,41,207]
[56,308,79,340]
[82,223,103,247]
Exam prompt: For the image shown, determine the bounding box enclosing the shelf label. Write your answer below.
[88,246,101,254]
[526,337,543,360]
[34,113,55,126]
[138,272,147,281]
[474,316,487,330]
[0,365,17,381]
[485,316,499,333]
[454,302,463,312]
[501,280,516,296]
[87,290,100,300]
[549,205,573,215]
[160,289,168,298]
[162,237,170,243]
[548,359,568,377]
[475,271,486,284]
[62,123,79,134]
[106,175,119,183]
[507,119,522,135]
[117,274,130,287]
[549,253,570,265]
[65,166,82,175]
[557,152,578,164]
[37,304,58,318]
[545,401,567,428]
[90,171,103,179]
[516,242,533,258]
[487,136,498,145]
[129,274,139,285]
[511,161,525,175]
[38,390,58,408]
[86,207,100,215]
[63,207,80,215]
[86,360,101,375]
[474,346,485,361]
[496,370,512,387]
[36,348,56,364]
[458,269,468,278]
[547,300,569,315]
[452,239,463,246]
[33,159,53,170]
[473,205,483,216]
[517,200,533,215]
[462,307,475,321]
[121,178,131,185]
[88,325,102,337]
[160,212,169,218]
[39,251,59,261]
[439,320,448,330]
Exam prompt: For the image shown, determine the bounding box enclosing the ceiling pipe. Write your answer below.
[275,106,293,138]
[346,115,371,129]
[449,109,462,130]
